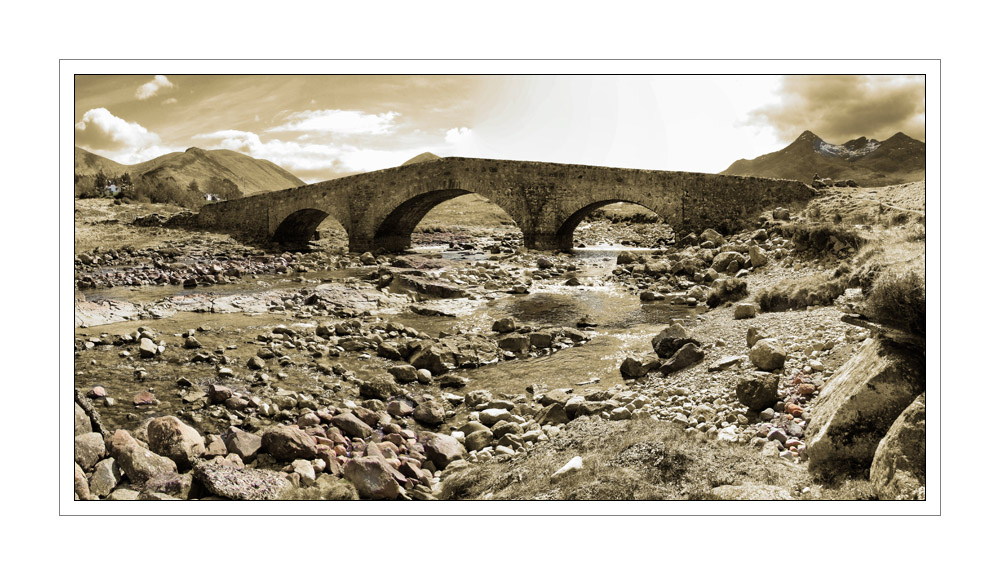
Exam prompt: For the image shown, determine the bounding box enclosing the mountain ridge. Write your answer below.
[74,146,305,196]
[721,130,925,186]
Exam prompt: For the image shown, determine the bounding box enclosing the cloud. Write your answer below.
[135,75,175,100]
[75,107,162,152]
[193,129,430,182]
[266,109,400,135]
[162,97,177,105]
[746,75,925,143]
[445,126,472,144]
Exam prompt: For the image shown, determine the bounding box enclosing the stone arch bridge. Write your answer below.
[197,157,813,252]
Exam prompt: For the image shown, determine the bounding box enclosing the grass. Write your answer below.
[758,272,849,312]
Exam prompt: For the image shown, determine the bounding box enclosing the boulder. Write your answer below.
[89,458,123,498]
[748,245,768,267]
[358,374,403,401]
[74,463,91,500]
[147,416,206,470]
[870,393,926,500]
[651,324,700,359]
[261,425,319,461]
[736,373,780,411]
[143,472,194,500]
[330,413,374,440]
[491,318,516,333]
[74,432,106,471]
[409,345,452,375]
[620,356,651,379]
[74,403,92,436]
[224,427,262,461]
[773,207,790,221]
[700,229,724,246]
[479,408,512,427]
[733,303,757,320]
[193,460,290,500]
[108,429,178,485]
[343,457,403,500]
[498,334,530,353]
[413,401,447,426]
[711,251,745,273]
[464,429,494,451]
[746,326,767,348]
[749,338,786,371]
[659,343,705,375]
[805,338,925,476]
[421,432,467,469]
[388,364,419,383]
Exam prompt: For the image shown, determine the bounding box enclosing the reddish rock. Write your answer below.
[798,383,817,396]
[785,403,804,417]
[261,425,318,461]
[133,391,156,406]
[343,457,403,500]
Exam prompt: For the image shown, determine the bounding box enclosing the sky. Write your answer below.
[74,75,926,183]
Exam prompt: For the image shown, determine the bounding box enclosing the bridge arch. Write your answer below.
[272,208,331,245]
[369,188,524,252]
[553,200,668,250]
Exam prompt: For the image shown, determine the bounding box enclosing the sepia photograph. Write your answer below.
[66,69,934,508]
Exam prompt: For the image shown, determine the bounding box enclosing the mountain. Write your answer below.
[721,130,925,186]
[74,147,305,196]
[401,152,441,166]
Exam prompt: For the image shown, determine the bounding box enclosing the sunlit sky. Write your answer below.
[75,75,925,183]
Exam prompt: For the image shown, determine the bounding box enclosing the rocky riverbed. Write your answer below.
[73,189,926,501]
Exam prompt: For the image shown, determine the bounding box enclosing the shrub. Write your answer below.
[706,278,748,308]
[864,270,926,336]
[777,222,866,254]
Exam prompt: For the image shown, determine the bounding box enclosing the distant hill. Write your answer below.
[401,152,441,166]
[74,146,305,196]
[721,130,925,186]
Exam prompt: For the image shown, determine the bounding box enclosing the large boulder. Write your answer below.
[805,338,925,476]
[193,460,290,500]
[711,251,745,273]
[108,429,178,485]
[413,401,446,426]
[342,457,403,500]
[358,374,404,401]
[147,416,206,470]
[75,403,92,436]
[261,425,319,461]
[74,432,107,471]
[659,343,705,375]
[736,373,780,411]
[651,324,700,359]
[749,338,786,371]
[421,432,467,469]
[748,245,768,268]
[409,344,452,375]
[224,427,262,462]
[870,393,926,500]
[330,412,374,439]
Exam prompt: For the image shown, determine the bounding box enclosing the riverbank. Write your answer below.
[73,183,926,501]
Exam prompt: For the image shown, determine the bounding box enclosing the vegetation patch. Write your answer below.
[758,272,849,312]
[706,278,748,308]
[777,221,867,254]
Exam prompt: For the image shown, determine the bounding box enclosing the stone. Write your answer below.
[74,432,106,471]
[413,401,447,426]
[659,343,705,375]
[733,303,757,320]
[717,425,739,442]
[291,459,317,485]
[651,324,700,359]
[464,429,494,451]
[139,338,158,358]
[421,432,467,469]
[736,373,780,411]
[74,463,91,500]
[806,338,924,476]
[537,256,555,269]
[870,393,926,500]
[416,369,433,384]
[330,413,374,439]
[261,425,319,461]
[708,355,744,372]
[550,456,583,482]
[479,408,512,427]
[409,345,451,375]
[343,457,403,500]
[539,388,573,406]
[147,416,206,470]
[74,402,92,436]
[208,384,233,404]
[108,429,178,485]
[247,355,266,370]
[620,356,652,379]
[498,334,530,354]
[89,458,123,497]
[748,245,768,268]
[767,428,788,446]
[224,427,262,461]
[437,374,468,389]
[358,374,404,401]
[700,229,724,246]
[387,400,415,417]
[193,460,289,500]
[749,338,786,371]
[388,364,419,383]
[773,207,790,220]
[609,407,632,421]
[491,318,517,333]
[711,251,745,273]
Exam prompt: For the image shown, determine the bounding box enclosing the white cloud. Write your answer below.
[266,109,400,135]
[135,75,175,100]
[162,97,178,105]
[75,108,161,152]
[445,126,472,144]
[193,128,430,182]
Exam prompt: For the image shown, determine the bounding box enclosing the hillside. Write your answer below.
[401,152,442,166]
[74,146,305,196]
[721,131,925,186]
